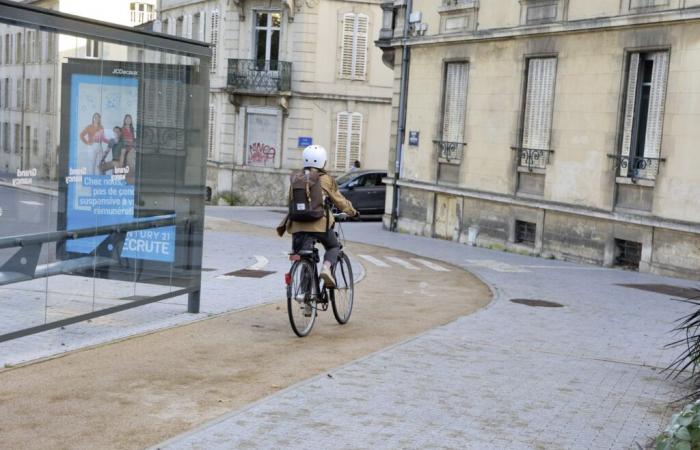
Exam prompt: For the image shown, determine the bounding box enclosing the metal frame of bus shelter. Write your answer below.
[0,0,211,343]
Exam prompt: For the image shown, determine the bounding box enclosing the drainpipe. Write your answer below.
[389,0,412,232]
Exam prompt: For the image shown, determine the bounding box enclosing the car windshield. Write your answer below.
[336,172,355,186]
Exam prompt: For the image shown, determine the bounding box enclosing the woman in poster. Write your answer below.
[79,112,109,175]
[122,114,135,147]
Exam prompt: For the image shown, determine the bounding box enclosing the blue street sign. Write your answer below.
[298,136,313,147]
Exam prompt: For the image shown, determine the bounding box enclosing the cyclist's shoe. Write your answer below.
[320,266,336,288]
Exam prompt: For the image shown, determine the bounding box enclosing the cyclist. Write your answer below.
[276,144,358,287]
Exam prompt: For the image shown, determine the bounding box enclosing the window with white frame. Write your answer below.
[86,39,99,58]
[45,78,52,113]
[130,2,155,24]
[16,79,21,109]
[32,128,38,155]
[439,62,469,162]
[208,10,219,72]
[619,51,669,180]
[32,79,39,111]
[13,123,20,153]
[4,35,9,64]
[339,13,369,80]
[520,57,557,169]
[335,112,362,170]
[3,78,8,108]
[254,11,281,71]
[15,32,22,64]
[1,122,7,153]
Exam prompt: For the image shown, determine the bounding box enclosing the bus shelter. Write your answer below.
[0,0,210,342]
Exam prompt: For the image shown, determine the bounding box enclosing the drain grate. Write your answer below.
[618,284,700,299]
[223,269,276,278]
[510,298,564,308]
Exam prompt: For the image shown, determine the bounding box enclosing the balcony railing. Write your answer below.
[434,140,465,164]
[608,154,665,181]
[512,147,553,171]
[227,59,292,94]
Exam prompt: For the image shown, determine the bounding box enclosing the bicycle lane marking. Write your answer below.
[358,254,390,268]
[385,256,419,270]
[411,258,450,272]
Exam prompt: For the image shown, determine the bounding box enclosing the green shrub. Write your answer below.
[656,400,700,449]
[212,191,241,206]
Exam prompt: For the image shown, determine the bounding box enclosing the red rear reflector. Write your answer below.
[285,273,292,285]
[289,255,301,261]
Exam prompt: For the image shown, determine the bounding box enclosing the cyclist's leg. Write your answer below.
[317,230,340,287]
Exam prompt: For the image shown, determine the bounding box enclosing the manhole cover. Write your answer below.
[510,299,564,308]
[224,269,276,278]
[618,284,700,299]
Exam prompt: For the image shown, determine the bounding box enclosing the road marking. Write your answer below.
[386,256,419,270]
[358,254,390,268]
[411,258,450,272]
[20,200,43,206]
[465,259,529,273]
[248,255,269,271]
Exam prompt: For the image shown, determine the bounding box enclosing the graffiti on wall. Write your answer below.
[248,142,276,166]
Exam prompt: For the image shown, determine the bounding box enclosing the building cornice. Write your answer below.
[381,6,700,49]
[292,90,392,104]
[391,178,700,235]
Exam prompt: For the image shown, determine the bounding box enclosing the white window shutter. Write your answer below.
[354,14,369,80]
[208,103,216,159]
[335,112,350,170]
[349,112,363,164]
[619,53,640,177]
[522,57,556,168]
[442,62,468,144]
[340,14,356,79]
[643,51,668,160]
[209,10,220,73]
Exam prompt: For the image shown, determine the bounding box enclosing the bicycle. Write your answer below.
[285,212,355,337]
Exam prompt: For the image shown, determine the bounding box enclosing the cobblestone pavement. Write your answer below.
[157,207,698,449]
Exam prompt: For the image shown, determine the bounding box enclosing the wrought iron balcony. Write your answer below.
[434,140,465,164]
[512,147,553,171]
[608,154,665,181]
[227,59,292,95]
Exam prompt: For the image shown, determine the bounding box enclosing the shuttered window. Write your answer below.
[335,112,363,170]
[209,10,220,73]
[339,13,369,80]
[441,62,468,144]
[521,57,557,168]
[208,103,216,159]
[522,57,557,151]
[619,51,668,179]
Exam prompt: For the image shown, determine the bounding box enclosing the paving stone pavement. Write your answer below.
[156,207,699,449]
[0,229,297,367]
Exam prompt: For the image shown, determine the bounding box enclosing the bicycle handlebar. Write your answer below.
[333,212,360,222]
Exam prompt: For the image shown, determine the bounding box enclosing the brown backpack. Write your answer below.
[288,170,327,222]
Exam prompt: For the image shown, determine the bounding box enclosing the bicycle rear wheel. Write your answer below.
[330,253,354,325]
[287,260,317,337]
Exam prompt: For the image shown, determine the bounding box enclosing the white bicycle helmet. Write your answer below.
[302,144,327,169]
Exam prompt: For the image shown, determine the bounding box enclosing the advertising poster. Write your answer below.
[64,69,175,263]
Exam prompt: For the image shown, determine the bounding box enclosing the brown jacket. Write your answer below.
[276,168,357,236]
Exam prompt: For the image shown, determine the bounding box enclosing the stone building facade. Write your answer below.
[378,0,700,279]
[158,0,393,205]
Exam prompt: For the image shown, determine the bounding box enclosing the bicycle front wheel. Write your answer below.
[287,260,317,337]
[330,253,354,325]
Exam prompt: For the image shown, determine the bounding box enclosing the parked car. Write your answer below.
[336,170,388,216]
